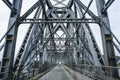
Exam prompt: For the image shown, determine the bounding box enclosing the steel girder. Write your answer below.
[18,0,102,72]
[96,0,119,78]
[13,6,44,79]
[0,0,119,79]
[0,0,23,79]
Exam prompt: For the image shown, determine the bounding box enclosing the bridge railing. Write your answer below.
[0,62,56,80]
[66,64,120,80]
[17,63,57,80]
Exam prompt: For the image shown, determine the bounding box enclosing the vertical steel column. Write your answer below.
[0,0,22,79]
[74,1,80,64]
[96,0,119,78]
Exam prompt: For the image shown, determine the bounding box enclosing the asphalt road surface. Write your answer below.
[38,65,92,80]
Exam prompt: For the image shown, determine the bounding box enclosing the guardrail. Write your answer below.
[0,63,57,80]
[65,64,120,80]
[16,63,56,80]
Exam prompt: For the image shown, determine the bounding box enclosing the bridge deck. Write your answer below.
[37,65,92,80]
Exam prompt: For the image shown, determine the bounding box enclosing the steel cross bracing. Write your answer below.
[0,0,120,80]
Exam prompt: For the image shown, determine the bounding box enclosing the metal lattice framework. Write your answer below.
[0,0,120,80]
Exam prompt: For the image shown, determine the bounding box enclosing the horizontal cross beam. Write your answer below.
[20,18,98,24]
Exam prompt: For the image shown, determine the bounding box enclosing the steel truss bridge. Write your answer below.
[0,0,120,80]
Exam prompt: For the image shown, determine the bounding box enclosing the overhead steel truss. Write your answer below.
[0,0,119,80]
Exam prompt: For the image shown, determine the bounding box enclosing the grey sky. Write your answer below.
[0,0,120,61]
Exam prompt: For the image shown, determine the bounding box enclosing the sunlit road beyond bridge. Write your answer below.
[0,0,120,80]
